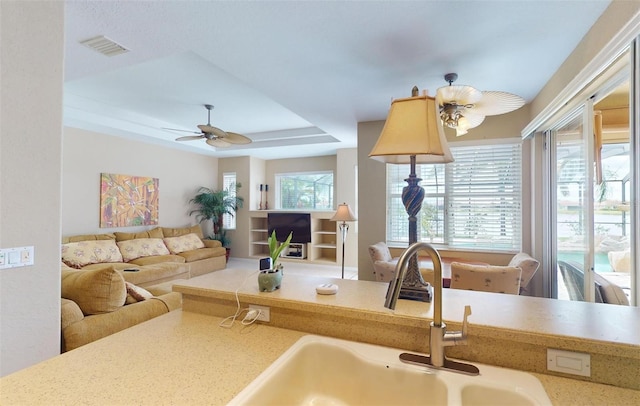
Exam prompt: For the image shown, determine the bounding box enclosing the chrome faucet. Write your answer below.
[384,242,479,375]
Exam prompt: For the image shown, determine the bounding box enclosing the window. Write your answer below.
[275,171,334,210]
[386,142,522,251]
[222,172,237,229]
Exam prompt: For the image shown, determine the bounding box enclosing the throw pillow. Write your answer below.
[116,238,170,262]
[125,281,154,304]
[61,266,127,315]
[61,240,124,269]
[163,233,205,254]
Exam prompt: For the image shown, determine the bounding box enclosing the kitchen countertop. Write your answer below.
[2,268,639,405]
[1,310,639,405]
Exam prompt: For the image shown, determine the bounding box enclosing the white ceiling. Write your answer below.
[63,0,611,160]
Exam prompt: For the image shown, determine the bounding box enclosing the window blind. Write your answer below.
[386,142,522,251]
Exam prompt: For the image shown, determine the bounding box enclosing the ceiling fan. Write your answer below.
[436,73,525,136]
[166,104,252,148]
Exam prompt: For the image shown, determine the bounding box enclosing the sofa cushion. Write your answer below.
[116,238,170,261]
[62,233,116,244]
[203,239,223,249]
[61,298,84,329]
[61,240,124,269]
[128,254,185,266]
[61,266,127,315]
[118,263,187,287]
[125,281,154,304]
[162,225,204,239]
[81,262,138,271]
[178,246,226,262]
[163,233,205,254]
[114,228,164,242]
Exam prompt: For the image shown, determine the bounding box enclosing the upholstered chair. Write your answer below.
[368,242,398,282]
[450,262,522,295]
[368,242,435,284]
[507,253,540,293]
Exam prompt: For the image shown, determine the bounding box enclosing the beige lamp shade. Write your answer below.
[331,203,357,222]
[369,93,454,164]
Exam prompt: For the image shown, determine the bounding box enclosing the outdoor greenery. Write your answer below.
[277,173,333,210]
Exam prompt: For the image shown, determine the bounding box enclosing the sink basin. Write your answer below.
[229,335,552,406]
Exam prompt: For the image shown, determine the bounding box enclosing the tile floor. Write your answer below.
[226,257,358,280]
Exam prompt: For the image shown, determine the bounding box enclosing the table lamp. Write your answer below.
[369,86,454,302]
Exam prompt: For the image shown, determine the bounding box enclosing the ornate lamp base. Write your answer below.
[399,254,433,302]
[399,283,433,302]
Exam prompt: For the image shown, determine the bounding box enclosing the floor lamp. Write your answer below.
[331,203,357,279]
[369,87,454,302]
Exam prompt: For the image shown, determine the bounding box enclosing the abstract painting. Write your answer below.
[100,173,159,228]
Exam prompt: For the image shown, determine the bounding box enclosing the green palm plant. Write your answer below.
[188,183,244,243]
[268,230,293,270]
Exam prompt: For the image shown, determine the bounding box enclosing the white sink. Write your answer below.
[229,335,552,406]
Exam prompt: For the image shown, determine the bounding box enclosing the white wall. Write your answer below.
[62,128,218,236]
[0,1,64,376]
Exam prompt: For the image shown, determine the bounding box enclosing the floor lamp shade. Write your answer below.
[331,203,357,223]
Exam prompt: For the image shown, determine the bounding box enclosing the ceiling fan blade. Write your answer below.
[175,135,205,141]
[206,138,232,148]
[474,91,525,116]
[460,110,486,129]
[222,132,252,145]
[198,124,227,138]
[437,85,483,106]
[163,127,201,134]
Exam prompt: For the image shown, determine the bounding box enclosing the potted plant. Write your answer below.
[189,183,244,261]
[259,230,292,292]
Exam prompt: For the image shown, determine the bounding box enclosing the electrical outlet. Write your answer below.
[249,304,270,322]
[547,348,591,377]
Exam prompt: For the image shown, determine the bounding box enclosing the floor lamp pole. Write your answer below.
[339,222,349,279]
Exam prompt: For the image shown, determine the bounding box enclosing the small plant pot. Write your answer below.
[258,269,282,292]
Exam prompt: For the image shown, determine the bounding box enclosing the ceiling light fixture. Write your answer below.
[436,73,525,136]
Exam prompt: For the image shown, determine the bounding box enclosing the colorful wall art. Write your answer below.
[100,173,159,227]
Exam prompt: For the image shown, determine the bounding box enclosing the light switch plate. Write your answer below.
[547,348,591,377]
[0,246,34,269]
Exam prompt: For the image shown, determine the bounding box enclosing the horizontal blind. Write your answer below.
[447,143,522,250]
[223,173,236,230]
[386,142,522,251]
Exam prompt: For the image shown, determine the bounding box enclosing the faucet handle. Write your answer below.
[461,305,472,338]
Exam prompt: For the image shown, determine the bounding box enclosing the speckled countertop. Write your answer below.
[1,268,639,405]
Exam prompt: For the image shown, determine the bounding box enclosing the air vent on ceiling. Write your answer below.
[79,35,129,57]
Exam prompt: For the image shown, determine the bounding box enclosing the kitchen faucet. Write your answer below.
[384,242,479,375]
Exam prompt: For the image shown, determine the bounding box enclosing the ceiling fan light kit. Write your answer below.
[436,73,525,136]
[168,104,252,147]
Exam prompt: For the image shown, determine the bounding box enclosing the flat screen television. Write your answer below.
[268,212,312,244]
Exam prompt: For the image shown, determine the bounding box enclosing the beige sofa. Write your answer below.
[60,225,227,351]
[60,263,184,351]
[61,225,227,283]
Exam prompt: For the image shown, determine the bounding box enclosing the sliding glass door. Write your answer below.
[547,66,633,305]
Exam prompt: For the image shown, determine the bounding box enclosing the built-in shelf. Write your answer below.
[248,211,338,265]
